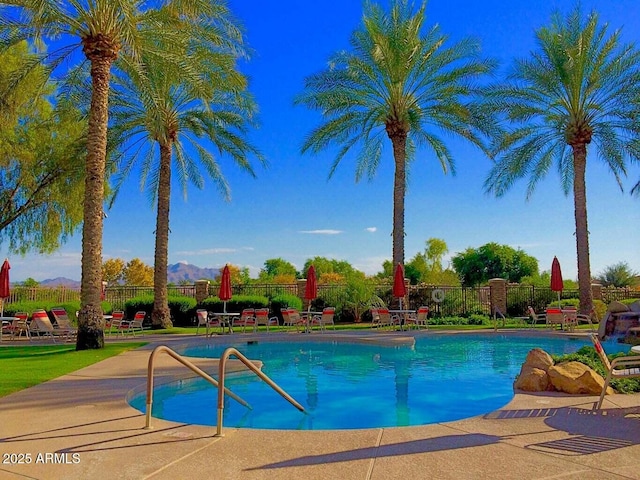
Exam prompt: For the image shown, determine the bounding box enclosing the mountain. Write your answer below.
[167,263,220,283]
[36,263,219,286]
[40,277,81,288]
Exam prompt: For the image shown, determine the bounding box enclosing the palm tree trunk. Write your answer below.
[152,142,173,329]
[76,53,114,350]
[572,144,593,316]
[389,130,408,269]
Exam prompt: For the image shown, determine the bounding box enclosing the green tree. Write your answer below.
[0,1,227,349]
[451,242,538,287]
[483,6,640,314]
[297,0,496,269]
[108,21,262,329]
[0,43,85,254]
[303,257,357,279]
[259,258,298,281]
[596,262,639,288]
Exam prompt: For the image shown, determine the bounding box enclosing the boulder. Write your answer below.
[514,366,550,392]
[548,361,613,395]
[522,348,554,372]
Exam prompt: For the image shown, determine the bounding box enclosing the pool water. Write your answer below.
[128,334,624,430]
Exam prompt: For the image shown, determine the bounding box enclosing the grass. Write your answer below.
[0,342,146,398]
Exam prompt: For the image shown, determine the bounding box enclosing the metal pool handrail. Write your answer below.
[144,345,250,429]
[216,347,305,437]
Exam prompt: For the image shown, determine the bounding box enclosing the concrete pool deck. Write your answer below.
[2,330,640,479]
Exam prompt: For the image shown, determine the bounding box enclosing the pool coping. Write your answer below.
[1,329,640,479]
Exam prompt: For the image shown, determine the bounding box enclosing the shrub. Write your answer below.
[123,295,198,327]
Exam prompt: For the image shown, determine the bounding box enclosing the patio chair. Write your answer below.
[373,308,399,330]
[107,311,126,336]
[546,308,569,331]
[561,307,578,331]
[406,306,429,330]
[317,307,336,331]
[234,308,256,333]
[527,306,546,328]
[5,312,30,340]
[50,307,78,338]
[282,308,303,331]
[126,311,146,336]
[255,308,279,332]
[590,333,640,409]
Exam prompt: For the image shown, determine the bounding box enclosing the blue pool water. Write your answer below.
[129,334,625,430]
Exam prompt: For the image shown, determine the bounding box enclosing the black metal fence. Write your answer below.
[5,283,639,318]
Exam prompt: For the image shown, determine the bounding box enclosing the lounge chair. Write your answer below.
[29,309,71,342]
[234,308,256,333]
[126,311,146,336]
[196,309,223,335]
[50,307,78,338]
[590,333,640,409]
[255,308,279,332]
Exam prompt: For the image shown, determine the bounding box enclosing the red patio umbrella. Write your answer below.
[393,263,407,309]
[550,256,563,308]
[304,265,317,333]
[0,258,10,317]
[218,265,232,313]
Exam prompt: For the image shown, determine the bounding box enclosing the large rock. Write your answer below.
[514,366,550,392]
[548,361,612,395]
[523,348,554,371]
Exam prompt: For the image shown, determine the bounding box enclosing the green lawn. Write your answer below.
[0,342,146,398]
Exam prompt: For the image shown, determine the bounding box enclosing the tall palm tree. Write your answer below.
[484,6,640,315]
[296,0,497,269]
[0,0,242,349]
[108,51,263,328]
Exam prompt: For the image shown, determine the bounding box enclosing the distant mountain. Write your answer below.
[167,263,220,283]
[40,277,81,289]
[36,263,219,287]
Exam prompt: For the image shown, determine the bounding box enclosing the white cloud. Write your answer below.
[365,227,377,233]
[298,229,343,235]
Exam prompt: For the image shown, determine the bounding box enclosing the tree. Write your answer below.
[483,6,640,314]
[108,18,262,329]
[259,258,298,281]
[0,1,228,349]
[122,258,153,286]
[302,257,357,279]
[0,43,85,254]
[596,262,639,288]
[451,242,538,287]
[214,264,245,285]
[102,258,125,286]
[297,0,496,269]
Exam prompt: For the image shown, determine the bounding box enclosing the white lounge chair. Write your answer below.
[255,308,279,332]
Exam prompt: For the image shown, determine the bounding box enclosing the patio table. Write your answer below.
[389,310,416,331]
[209,312,240,336]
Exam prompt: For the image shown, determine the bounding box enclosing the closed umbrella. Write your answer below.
[0,258,10,317]
[218,265,232,313]
[393,263,407,310]
[304,265,317,333]
[550,256,563,309]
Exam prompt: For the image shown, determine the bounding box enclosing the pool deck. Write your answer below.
[2,330,640,479]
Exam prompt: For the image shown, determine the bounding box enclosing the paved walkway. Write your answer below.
[2,331,640,479]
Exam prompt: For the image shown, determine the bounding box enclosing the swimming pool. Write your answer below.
[128,333,624,430]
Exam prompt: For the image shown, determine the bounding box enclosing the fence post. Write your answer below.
[195,280,210,304]
[297,279,308,308]
[489,278,507,316]
[591,283,602,302]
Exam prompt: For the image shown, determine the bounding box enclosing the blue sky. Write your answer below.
[3,0,639,282]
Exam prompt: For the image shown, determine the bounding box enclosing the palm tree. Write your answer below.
[108,51,263,328]
[483,6,640,315]
[0,0,241,349]
[296,0,497,269]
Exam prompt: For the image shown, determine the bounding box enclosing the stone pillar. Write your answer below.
[195,280,210,304]
[489,278,507,316]
[591,283,603,302]
[297,279,308,309]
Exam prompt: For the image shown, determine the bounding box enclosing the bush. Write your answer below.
[123,295,198,327]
